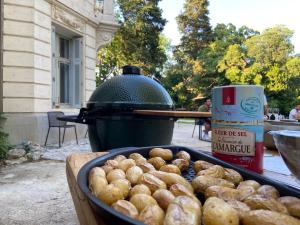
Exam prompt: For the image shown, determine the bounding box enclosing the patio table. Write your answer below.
[66,150,300,225]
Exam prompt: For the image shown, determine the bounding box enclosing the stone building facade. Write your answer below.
[0,0,118,144]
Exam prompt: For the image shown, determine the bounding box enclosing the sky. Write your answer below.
[159,0,300,53]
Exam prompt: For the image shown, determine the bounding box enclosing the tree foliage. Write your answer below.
[96,0,167,85]
[176,0,213,60]
[96,0,300,115]
[162,64,194,108]
[218,25,299,90]
[190,24,258,96]
[218,25,300,114]
[163,21,258,109]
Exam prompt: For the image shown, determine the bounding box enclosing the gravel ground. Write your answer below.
[0,122,210,225]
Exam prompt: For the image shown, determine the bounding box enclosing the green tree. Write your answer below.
[97,35,125,85]
[190,24,258,96]
[163,0,214,108]
[176,0,213,59]
[162,23,258,109]
[219,25,296,90]
[162,63,194,108]
[218,25,300,114]
[97,0,167,85]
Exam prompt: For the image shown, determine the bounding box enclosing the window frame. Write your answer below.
[56,35,72,106]
[51,25,83,109]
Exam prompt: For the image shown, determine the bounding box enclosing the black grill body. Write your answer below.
[62,66,175,151]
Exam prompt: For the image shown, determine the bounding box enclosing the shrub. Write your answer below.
[0,113,12,159]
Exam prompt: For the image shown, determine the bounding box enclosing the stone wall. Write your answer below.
[1,0,119,144]
[85,23,96,101]
[3,0,52,112]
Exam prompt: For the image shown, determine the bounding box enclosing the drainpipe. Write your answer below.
[0,0,3,112]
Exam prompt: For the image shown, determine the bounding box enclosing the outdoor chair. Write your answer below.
[44,111,78,147]
[192,119,205,140]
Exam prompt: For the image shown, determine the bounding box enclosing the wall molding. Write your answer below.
[52,5,85,33]
[96,20,119,51]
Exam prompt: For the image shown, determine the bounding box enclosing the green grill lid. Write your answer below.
[87,66,174,111]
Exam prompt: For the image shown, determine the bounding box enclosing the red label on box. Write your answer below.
[222,87,236,105]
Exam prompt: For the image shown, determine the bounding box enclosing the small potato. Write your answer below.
[226,200,250,220]
[138,173,167,193]
[148,157,166,170]
[176,151,191,162]
[278,196,300,218]
[237,185,256,201]
[172,159,189,171]
[139,204,165,225]
[159,164,181,175]
[104,159,119,168]
[205,185,240,201]
[106,169,126,183]
[193,160,214,173]
[192,176,235,194]
[89,176,108,197]
[128,153,144,161]
[242,210,300,225]
[113,155,127,163]
[135,157,148,165]
[89,167,107,194]
[112,200,138,219]
[129,184,151,198]
[224,168,243,185]
[101,165,114,174]
[164,196,201,225]
[138,162,156,173]
[97,184,124,205]
[126,166,143,185]
[197,165,225,178]
[244,195,289,214]
[169,183,194,198]
[130,194,157,212]
[149,170,193,193]
[118,159,136,172]
[237,180,261,190]
[111,179,131,198]
[257,185,280,199]
[149,148,173,161]
[203,197,239,225]
[152,189,175,211]
[169,183,200,205]
[89,167,106,180]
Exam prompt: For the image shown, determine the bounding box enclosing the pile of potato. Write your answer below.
[88,148,300,225]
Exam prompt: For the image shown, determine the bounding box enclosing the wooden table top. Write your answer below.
[133,110,211,118]
[66,150,300,225]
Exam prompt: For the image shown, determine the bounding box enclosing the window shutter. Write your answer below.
[72,38,83,108]
[51,26,57,107]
